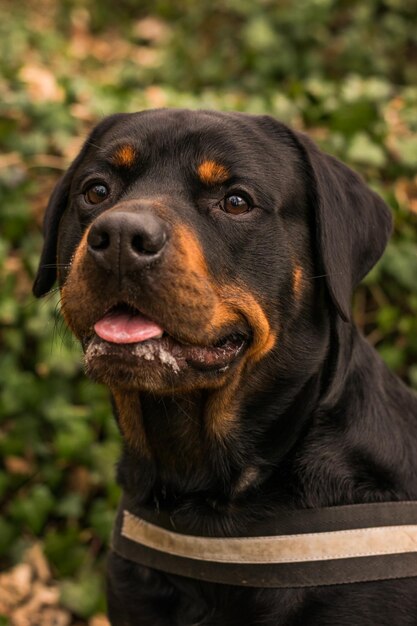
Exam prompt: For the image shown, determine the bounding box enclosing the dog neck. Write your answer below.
[112,310,417,530]
[293,318,417,509]
[112,358,327,521]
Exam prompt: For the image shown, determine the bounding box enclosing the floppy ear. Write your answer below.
[32,168,76,298]
[294,132,393,322]
[33,113,127,298]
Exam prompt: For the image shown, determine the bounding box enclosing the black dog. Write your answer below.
[33,110,417,625]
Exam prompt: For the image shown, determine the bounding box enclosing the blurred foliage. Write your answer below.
[0,0,417,622]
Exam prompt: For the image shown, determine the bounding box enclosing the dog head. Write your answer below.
[33,109,392,452]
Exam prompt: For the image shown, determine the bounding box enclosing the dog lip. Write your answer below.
[86,301,249,372]
[91,332,246,364]
[183,333,247,371]
[84,327,248,373]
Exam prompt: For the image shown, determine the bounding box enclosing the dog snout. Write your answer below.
[87,210,169,275]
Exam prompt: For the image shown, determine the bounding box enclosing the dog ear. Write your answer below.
[32,167,76,298]
[294,131,393,322]
[33,114,127,298]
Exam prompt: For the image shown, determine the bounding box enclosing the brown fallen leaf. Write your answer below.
[0,544,72,626]
[25,543,51,583]
[0,564,32,612]
[4,455,35,476]
[395,177,417,215]
[19,64,64,103]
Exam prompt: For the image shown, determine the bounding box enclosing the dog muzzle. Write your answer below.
[111,496,417,587]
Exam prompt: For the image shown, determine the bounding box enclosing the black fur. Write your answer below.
[34,109,417,625]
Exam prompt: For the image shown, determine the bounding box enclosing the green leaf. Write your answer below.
[378,344,406,371]
[54,420,94,461]
[60,570,104,618]
[55,493,84,519]
[409,365,417,390]
[381,241,417,291]
[9,485,54,534]
[91,441,120,484]
[375,306,400,333]
[0,471,9,499]
[89,499,116,542]
[397,137,417,167]
[330,102,378,136]
[347,133,386,168]
[0,517,17,556]
[44,527,88,577]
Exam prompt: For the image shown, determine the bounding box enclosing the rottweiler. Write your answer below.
[33,109,417,625]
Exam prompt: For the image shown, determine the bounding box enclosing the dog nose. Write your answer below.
[87,211,168,275]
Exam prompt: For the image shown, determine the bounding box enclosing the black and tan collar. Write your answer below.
[111,496,417,588]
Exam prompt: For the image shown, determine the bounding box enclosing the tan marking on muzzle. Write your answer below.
[112,390,151,457]
[174,226,275,361]
[60,227,92,336]
[215,287,276,363]
[206,287,276,440]
[163,227,276,441]
[175,224,210,278]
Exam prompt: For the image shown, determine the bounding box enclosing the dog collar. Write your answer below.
[111,496,417,588]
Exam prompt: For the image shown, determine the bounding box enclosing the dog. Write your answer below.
[33,109,417,625]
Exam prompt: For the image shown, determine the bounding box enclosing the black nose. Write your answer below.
[87,211,168,276]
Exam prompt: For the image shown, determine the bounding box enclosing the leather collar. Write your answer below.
[112,496,417,588]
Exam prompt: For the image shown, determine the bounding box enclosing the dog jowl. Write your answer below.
[34,109,417,625]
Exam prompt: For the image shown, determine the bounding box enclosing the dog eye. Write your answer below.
[222,194,252,215]
[84,184,109,204]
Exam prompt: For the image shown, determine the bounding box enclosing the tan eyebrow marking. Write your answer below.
[197,160,229,185]
[111,144,137,168]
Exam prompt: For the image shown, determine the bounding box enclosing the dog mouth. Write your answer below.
[84,303,248,374]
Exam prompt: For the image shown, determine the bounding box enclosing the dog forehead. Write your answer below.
[87,109,296,169]
[99,109,249,142]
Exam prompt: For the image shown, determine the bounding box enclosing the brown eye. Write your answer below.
[85,184,109,204]
[222,194,251,215]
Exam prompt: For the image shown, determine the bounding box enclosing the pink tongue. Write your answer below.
[94,310,164,344]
